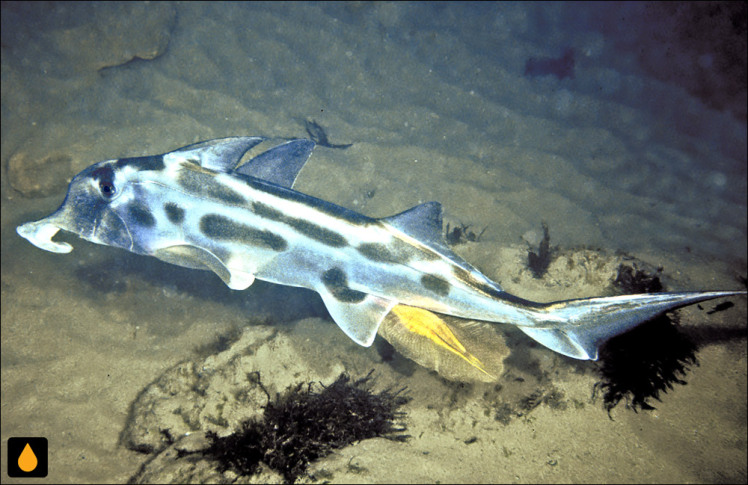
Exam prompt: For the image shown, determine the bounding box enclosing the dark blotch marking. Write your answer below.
[357,238,439,264]
[127,203,156,228]
[92,165,115,183]
[207,184,245,205]
[164,202,185,224]
[176,170,204,193]
[200,214,287,252]
[322,267,367,303]
[242,176,374,226]
[115,154,165,172]
[177,170,245,205]
[421,274,451,297]
[252,201,285,221]
[253,201,348,248]
[291,219,347,247]
[451,265,496,295]
[357,243,397,263]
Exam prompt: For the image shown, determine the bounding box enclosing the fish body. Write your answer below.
[17,137,744,360]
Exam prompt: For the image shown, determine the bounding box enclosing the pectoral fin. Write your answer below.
[318,289,396,347]
[153,245,255,290]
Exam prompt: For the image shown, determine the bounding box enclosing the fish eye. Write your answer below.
[99,179,117,198]
[92,166,117,199]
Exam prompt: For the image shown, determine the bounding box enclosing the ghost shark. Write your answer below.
[17,137,744,367]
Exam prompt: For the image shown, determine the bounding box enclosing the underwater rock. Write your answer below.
[8,124,119,198]
[302,437,410,483]
[123,319,414,483]
[199,372,409,483]
[493,246,625,298]
[125,335,408,484]
[8,150,74,198]
[51,3,175,74]
[131,432,284,484]
[121,324,346,456]
[131,367,411,485]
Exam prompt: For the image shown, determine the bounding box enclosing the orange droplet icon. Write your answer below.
[18,442,38,472]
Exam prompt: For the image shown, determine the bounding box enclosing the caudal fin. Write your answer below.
[518,291,745,360]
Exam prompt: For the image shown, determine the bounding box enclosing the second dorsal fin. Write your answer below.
[382,202,496,284]
[236,139,315,188]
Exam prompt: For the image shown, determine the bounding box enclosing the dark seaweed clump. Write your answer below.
[527,222,553,278]
[445,222,487,246]
[200,372,409,483]
[706,301,734,314]
[613,263,663,293]
[593,314,698,414]
[595,263,698,414]
[304,119,353,149]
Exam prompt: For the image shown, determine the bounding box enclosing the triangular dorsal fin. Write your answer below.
[383,201,464,259]
[382,202,501,290]
[169,137,265,172]
[236,139,315,188]
[382,202,445,249]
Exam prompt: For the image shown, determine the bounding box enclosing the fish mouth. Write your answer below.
[17,209,133,254]
[16,219,73,253]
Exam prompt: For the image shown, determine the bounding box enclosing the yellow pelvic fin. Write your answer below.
[390,305,493,378]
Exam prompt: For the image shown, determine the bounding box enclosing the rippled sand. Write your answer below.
[2,3,745,483]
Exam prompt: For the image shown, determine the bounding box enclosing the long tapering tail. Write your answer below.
[518,291,746,360]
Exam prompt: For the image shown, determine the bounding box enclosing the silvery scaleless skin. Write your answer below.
[16,137,745,360]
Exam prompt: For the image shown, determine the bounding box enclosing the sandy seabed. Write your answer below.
[2,3,746,483]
